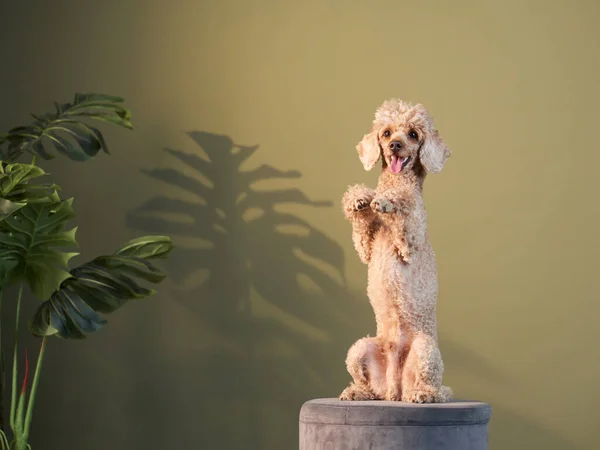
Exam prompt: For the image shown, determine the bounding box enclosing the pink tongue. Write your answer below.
[390,155,402,174]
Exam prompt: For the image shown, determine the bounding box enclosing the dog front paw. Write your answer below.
[342,185,375,216]
[353,197,371,212]
[371,197,395,213]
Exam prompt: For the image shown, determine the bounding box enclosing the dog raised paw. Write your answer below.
[353,197,371,212]
[342,185,375,216]
[371,197,395,213]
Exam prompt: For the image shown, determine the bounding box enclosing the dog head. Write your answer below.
[356,99,451,176]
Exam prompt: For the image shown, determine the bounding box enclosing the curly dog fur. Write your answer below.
[340,99,452,403]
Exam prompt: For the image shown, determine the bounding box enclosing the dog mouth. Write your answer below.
[389,155,411,174]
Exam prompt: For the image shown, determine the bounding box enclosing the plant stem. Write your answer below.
[22,337,45,442]
[0,429,8,450]
[0,289,4,432]
[9,285,23,432]
[14,349,27,436]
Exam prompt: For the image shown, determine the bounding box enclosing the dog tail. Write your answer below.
[439,385,453,402]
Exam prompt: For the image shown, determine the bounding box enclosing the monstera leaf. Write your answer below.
[0,162,58,221]
[0,93,133,163]
[0,196,78,297]
[29,235,173,339]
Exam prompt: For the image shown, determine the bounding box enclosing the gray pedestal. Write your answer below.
[299,398,492,450]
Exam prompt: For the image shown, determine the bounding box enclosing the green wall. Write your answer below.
[1,0,599,449]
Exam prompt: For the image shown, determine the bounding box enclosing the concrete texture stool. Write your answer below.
[299,398,492,450]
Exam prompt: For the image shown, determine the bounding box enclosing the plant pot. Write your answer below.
[299,398,492,450]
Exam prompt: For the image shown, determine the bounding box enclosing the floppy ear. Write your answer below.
[356,130,381,171]
[419,128,451,174]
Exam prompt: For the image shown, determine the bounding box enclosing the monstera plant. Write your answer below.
[0,94,173,450]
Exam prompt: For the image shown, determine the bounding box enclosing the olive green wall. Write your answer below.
[1,0,599,449]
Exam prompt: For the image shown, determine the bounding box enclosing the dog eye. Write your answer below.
[408,130,418,140]
[383,130,391,138]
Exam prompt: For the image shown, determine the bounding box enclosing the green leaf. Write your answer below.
[29,235,173,339]
[0,257,18,289]
[70,263,156,300]
[30,289,107,339]
[90,255,167,284]
[0,162,58,206]
[0,199,25,221]
[115,235,173,259]
[0,199,78,299]
[1,93,133,163]
[28,302,57,338]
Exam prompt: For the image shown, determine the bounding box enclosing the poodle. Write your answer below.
[339,99,452,403]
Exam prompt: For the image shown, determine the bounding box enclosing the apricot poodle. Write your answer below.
[340,99,452,403]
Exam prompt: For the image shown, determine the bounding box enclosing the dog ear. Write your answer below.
[356,130,381,171]
[419,128,451,174]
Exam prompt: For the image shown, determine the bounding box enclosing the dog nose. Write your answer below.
[389,140,403,152]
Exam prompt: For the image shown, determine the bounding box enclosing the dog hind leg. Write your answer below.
[339,336,386,400]
[401,334,452,403]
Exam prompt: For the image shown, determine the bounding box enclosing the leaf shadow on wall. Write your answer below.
[123,131,582,450]
[125,131,362,450]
